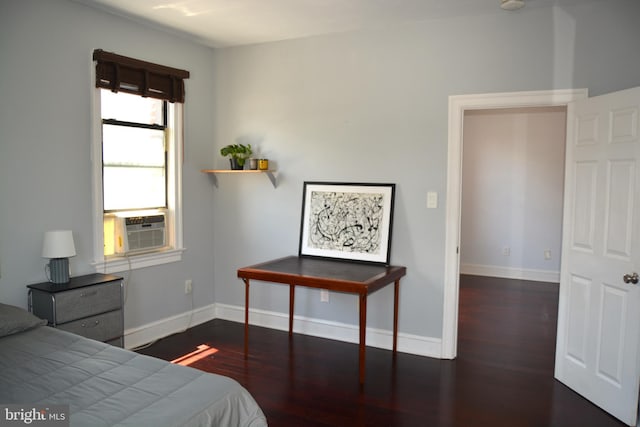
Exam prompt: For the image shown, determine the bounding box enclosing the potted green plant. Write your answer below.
[220,143,252,170]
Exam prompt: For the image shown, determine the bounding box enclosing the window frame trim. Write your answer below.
[91,86,184,273]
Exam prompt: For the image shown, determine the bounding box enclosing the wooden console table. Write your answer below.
[237,255,407,384]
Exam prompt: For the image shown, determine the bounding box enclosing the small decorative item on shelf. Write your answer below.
[258,159,269,170]
[249,158,258,170]
[220,144,252,170]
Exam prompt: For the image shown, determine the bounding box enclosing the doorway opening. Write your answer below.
[441,89,588,359]
[457,105,567,367]
[460,106,566,283]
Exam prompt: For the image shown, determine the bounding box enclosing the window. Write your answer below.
[90,50,189,273]
[102,91,167,212]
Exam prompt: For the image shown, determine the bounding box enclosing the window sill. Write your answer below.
[92,248,185,274]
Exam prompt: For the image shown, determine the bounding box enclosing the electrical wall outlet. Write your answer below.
[544,249,552,260]
[184,279,193,294]
[320,289,329,303]
[502,247,511,256]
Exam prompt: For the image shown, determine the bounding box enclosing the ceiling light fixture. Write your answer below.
[501,0,525,11]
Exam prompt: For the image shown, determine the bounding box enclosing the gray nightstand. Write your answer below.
[27,273,124,347]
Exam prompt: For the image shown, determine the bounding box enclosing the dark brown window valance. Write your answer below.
[93,49,190,103]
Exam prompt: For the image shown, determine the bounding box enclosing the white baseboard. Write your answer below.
[214,303,442,358]
[124,304,216,350]
[125,302,443,358]
[460,263,560,283]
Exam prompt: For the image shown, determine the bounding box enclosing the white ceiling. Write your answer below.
[74,0,595,48]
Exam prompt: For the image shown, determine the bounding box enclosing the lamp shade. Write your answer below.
[42,230,76,258]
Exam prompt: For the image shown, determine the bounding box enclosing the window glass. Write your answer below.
[103,167,165,211]
[101,90,164,125]
[100,90,167,212]
[102,125,165,167]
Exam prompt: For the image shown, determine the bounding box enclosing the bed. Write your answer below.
[0,303,268,427]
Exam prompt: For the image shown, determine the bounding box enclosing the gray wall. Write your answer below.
[210,0,640,340]
[0,0,217,330]
[1,0,639,348]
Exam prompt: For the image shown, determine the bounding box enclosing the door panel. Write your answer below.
[610,107,637,143]
[604,160,634,259]
[572,161,597,251]
[556,87,640,426]
[596,283,626,386]
[566,275,590,365]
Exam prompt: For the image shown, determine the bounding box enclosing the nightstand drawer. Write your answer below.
[106,336,124,348]
[58,310,123,343]
[53,282,121,323]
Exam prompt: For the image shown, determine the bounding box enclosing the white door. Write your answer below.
[555,87,640,426]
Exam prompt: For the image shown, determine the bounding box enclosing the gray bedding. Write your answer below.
[0,325,267,427]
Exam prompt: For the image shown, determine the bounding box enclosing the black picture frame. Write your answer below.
[298,182,396,265]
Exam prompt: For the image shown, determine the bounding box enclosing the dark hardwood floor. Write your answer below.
[137,275,626,426]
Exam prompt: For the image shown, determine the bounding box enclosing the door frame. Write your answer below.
[441,88,589,359]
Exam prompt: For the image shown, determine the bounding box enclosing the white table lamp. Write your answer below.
[42,230,76,284]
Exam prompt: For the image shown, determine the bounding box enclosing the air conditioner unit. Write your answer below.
[114,213,166,255]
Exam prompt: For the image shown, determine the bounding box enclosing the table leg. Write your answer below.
[393,279,399,354]
[359,292,367,385]
[243,278,250,359]
[289,284,295,337]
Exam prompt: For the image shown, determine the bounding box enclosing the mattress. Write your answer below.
[0,325,267,427]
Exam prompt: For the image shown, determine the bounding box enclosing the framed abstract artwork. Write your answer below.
[298,182,396,265]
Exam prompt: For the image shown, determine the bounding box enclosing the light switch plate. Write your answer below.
[427,191,438,209]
